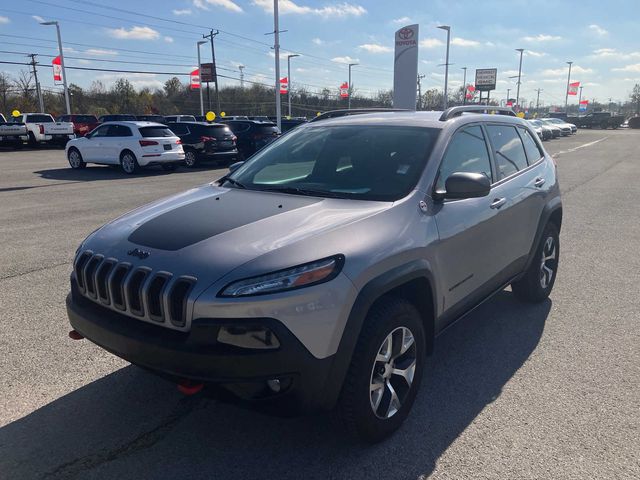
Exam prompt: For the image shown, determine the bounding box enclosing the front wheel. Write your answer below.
[338,297,425,443]
[512,222,559,303]
[67,148,86,169]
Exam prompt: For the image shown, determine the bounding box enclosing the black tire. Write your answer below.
[67,147,86,169]
[120,150,140,174]
[338,297,425,443]
[512,222,560,303]
[161,163,178,172]
[28,132,37,147]
[183,149,198,168]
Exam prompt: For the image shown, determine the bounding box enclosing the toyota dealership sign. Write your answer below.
[393,24,419,110]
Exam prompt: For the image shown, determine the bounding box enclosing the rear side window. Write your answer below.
[26,114,53,123]
[169,124,189,135]
[519,128,543,164]
[107,125,132,137]
[75,115,97,123]
[200,125,231,137]
[226,122,250,133]
[486,125,528,180]
[257,125,280,135]
[139,126,174,137]
[436,125,492,191]
[90,125,110,138]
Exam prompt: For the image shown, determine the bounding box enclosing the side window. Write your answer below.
[229,122,250,133]
[169,124,189,136]
[90,125,110,138]
[486,125,528,180]
[107,125,132,137]
[436,125,492,191]
[519,127,543,165]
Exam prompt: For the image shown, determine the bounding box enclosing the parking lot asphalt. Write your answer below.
[0,130,638,479]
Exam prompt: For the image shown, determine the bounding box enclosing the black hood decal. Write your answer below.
[128,191,320,251]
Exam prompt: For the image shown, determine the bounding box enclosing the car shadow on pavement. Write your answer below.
[0,291,551,480]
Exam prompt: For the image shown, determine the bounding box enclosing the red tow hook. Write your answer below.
[68,330,84,340]
[177,380,204,396]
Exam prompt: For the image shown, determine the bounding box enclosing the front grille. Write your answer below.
[73,251,196,330]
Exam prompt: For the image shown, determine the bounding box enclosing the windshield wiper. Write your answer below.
[260,186,344,198]
[218,176,246,189]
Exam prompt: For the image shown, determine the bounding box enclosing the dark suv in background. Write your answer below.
[166,121,238,167]
[57,114,99,137]
[98,114,137,123]
[218,119,280,159]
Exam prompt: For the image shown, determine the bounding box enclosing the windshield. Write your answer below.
[226,125,440,201]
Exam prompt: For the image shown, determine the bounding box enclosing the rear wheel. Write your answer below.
[67,148,86,169]
[184,149,198,168]
[512,222,559,303]
[120,151,139,174]
[338,297,425,443]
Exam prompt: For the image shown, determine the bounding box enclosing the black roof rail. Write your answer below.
[309,108,410,123]
[439,106,516,121]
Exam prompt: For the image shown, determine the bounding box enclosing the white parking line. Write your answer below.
[552,136,609,157]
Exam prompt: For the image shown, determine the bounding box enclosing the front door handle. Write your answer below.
[534,177,546,188]
[490,197,507,209]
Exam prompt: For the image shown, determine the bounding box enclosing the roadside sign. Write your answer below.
[52,56,62,82]
[280,77,288,95]
[579,100,589,111]
[12,110,20,117]
[190,69,200,90]
[205,111,216,121]
[200,63,214,83]
[392,24,419,109]
[340,82,349,98]
[475,68,497,91]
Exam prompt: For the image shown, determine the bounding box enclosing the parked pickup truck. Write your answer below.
[13,113,75,146]
[0,114,29,148]
[568,112,625,129]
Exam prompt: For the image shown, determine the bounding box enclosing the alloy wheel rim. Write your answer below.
[122,155,135,173]
[369,326,417,419]
[185,151,196,166]
[69,151,80,168]
[540,236,557,289]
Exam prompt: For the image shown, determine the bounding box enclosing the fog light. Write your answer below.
[267,378,281,393]
[217,325,280,350]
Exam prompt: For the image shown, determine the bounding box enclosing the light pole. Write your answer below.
[506,88,511,106]
[536,88,542,114]
[287,54,299,117]
[461,66,467,105]
[437,25,451,109]
[41,21,70,114]
[515,48,524,110]
[348,63,358,109]
[272,0,282,131]
[564,61,573,113]
[238,65,245,88]
[196,40,206,116]
[578,85,583,112]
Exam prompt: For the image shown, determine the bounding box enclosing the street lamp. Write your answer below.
[461,66,467,105]
[564,61,573,113]
[515,48,524,110]
[197,40,206,116]
[272,0,282,131]
[437,25,451,109]
[41,20,70,114]
[348,63,358,109]
[506,88,511,106]
[287,54,299,117]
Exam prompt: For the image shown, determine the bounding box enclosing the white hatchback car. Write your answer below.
[65,122,185,174]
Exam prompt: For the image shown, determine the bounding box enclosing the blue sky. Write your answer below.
[1,0,639,107]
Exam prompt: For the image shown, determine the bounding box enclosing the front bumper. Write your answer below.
[66,288,337,412]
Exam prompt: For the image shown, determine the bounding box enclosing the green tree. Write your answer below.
[632,84,640,115]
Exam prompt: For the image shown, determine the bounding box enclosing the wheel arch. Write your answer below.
[119,148,136,160]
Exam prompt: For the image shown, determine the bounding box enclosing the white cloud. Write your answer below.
[32,15,45,23]
[612,63,640,73]
[0,16,9,24]
[164,36,174,43]
[526,50,547,57]
[522,34,562,42]
[592,48,640,60]
[77,59,92,65]
[420,38,444,48]
[95,73,165,90]
[582,82,600,86]
[331,55,359,64]
[541,65,593,76]
[588,24,608,36]
[502,70,520,76]
[451,37,480,47]
[542,78,564,84]
[392,16,411,24]
[252,0,366,17]
[358,43,391,53]
[107,26,160,40]
[84,48,118,56]
[312,38,324,45]
[172,8,192,15]
[194,0,243,12]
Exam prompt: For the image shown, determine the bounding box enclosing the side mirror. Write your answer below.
[440,172,491,200]
[228,161,244,173]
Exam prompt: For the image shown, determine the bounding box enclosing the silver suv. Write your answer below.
[66,106,561,442]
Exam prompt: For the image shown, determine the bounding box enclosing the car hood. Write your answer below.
[82,184,390,284]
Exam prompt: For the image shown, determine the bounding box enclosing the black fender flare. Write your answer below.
[521,197,562,275]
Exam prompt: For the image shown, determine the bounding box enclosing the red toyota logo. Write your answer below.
[398,28,414,40]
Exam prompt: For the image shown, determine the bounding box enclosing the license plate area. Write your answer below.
[163,144,172,151]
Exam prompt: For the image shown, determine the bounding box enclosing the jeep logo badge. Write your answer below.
[127,248,150,259]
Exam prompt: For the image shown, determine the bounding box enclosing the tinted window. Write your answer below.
[26,114,53,123]
[165,116,177,122]
[486,125,528,180]
[226,122,250,133]
[75,115,97,123]
[169,124,189,135]
[58,115,69,122]
[107,125,132,137]
[90,125,110,138]
[436,125,492,191]
[139,126,174,137]
[519,128,543,164]
[257,125,280,135]
[199,125,231,138]
[179,116,196,122]
[229,125,439,201]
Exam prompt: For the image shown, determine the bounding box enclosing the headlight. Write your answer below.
[219,255,344,297]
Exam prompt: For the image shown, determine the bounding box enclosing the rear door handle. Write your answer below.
[534,177,546,188]
[490,198,507,209]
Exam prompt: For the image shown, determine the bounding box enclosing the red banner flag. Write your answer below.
[568,81,580,95]
[280,77,288,94]
[52,56,62,82]
[340,81,349,98]
[190,68,200,90]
